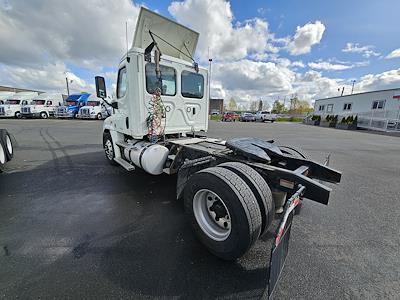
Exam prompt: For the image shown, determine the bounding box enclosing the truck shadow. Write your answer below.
[1,151,270,299]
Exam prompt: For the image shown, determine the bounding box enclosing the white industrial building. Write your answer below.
[313,88,400,131]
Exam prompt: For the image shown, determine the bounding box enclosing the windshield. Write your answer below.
[6,100,20,104]
[32,100,45,105]
[87,101,100,106]
[67,101,77,106]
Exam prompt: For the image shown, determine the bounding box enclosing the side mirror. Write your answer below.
[95,76,107,99]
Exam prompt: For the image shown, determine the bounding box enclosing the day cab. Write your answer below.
[0,92,38,118]
[21,93,64,119]
[55,93,91,118]
[77,96,110,120]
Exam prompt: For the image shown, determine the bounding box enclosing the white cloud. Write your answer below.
[168,0,276,61]
[287,21,325,55]
[342,43,380,58]
[356,69,400,91]
[0,63,93,94]
[385,48,400,59]
[308,62,352,71]
[0,0,140,69]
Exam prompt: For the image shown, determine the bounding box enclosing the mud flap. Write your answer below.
[268,185,305,298]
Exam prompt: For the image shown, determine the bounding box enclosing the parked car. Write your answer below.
[240,112,256,122]
[222,111,239,122]
[255,111,277,123]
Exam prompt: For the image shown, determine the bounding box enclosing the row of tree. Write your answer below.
[225,97,313,114]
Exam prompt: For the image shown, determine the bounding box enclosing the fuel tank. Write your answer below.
[124,140,169,175]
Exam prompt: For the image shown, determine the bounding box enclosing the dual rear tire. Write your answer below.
[184,162,274,260]
[0,130,14,171]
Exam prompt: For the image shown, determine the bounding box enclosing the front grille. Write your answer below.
[57,107,66,114]
[81,108,90,116]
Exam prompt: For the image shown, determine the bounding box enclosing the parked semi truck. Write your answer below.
[0,92,15,105]
[0,129,14,172]
[95,8,341,296]
[0,92,39,118]
[21,93,64,119]
[55,93,90,118]
[77,96,110,120]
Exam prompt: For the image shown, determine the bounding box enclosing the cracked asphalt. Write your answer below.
[0,119,399,299]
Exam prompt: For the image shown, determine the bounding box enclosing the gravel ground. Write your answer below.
[0,119,399,299]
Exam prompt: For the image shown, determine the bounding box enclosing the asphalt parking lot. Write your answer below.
[1,119,399,299]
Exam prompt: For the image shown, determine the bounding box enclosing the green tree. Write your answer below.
[228,98,237,111]
[272,100,285,113]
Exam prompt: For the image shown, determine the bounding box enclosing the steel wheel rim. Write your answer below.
[5,135,12,155]
[0,143,5,164]
[193,189,231,241]
[104,139,114,160]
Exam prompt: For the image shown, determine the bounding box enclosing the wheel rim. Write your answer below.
[97,114,102,120]
[5,135,12,155]
[0,143,5,164]
[104,139,114,160]
[193,189,231,241]
[42,113,47,119]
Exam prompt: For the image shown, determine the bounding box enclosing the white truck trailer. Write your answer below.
[0,92,39,118]
[77,96,110,120]
[95,7,341,296]
[21,93,64,119]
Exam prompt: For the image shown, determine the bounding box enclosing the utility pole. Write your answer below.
[65,77,70,96]
[351,80,356,95]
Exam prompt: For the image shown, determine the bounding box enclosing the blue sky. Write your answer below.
[1,0,400,105]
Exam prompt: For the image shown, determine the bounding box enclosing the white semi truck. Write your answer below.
[0,92,39,118]
[21,93,64,119]
[77,96,110,120]
[95,7,341,295]
[0,92,15,105]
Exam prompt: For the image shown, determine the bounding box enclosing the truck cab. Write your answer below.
[55,94,90,118]
[0,92,15,105]
[0,92,39,118]
[21,93,64,119]
[77,96,110,120]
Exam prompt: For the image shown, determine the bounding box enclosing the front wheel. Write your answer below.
[103,132,117,165]
[97,113,103,120]
[184,166,262,260]
[15,112,22,119]
[40,112,48,119]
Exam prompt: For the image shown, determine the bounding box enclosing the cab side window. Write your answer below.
[117,67,127,98]
[47,101,53,105]
[145,63,176,96]
[181,71,204,99]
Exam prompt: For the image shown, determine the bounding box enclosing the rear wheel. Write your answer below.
[279,145,309,159]
[184,166,262,260]
[218,162,274,236]
[103,132,117,165]
[0,130,13,160]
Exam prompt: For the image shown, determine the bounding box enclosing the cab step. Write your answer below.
[114,157,135,171]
